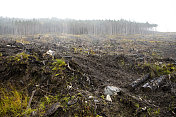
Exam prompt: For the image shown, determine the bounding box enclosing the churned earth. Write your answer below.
[0,33,176,117]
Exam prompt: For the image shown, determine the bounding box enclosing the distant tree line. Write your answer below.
[0,17,157,35]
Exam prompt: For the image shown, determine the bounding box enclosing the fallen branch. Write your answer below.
[24,89,36,116]
[128,73,150,90]
[141,75,167,91]
[26,89,36,109]
[67,62,76,71]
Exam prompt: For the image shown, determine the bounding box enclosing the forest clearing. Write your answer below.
[0,30,176,116]
[1,0,176,116]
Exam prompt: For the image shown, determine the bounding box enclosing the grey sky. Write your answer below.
[0,0,175,32]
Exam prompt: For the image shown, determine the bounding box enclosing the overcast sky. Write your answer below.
[0,0,176,32]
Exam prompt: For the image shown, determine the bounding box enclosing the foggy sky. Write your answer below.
[0,0,176,32]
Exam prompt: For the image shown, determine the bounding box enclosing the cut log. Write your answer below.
[141,82,153,92]
[141,75,167,91]
[150,75,167,90]
[129,73,150,90]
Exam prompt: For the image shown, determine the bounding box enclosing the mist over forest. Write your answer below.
[0,17,157,35]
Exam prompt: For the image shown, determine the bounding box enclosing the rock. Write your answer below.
[104,86,121,95]
[106,94,112,102]
[46,50,55,56]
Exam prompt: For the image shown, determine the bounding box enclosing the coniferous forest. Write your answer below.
[0,17,157,35]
